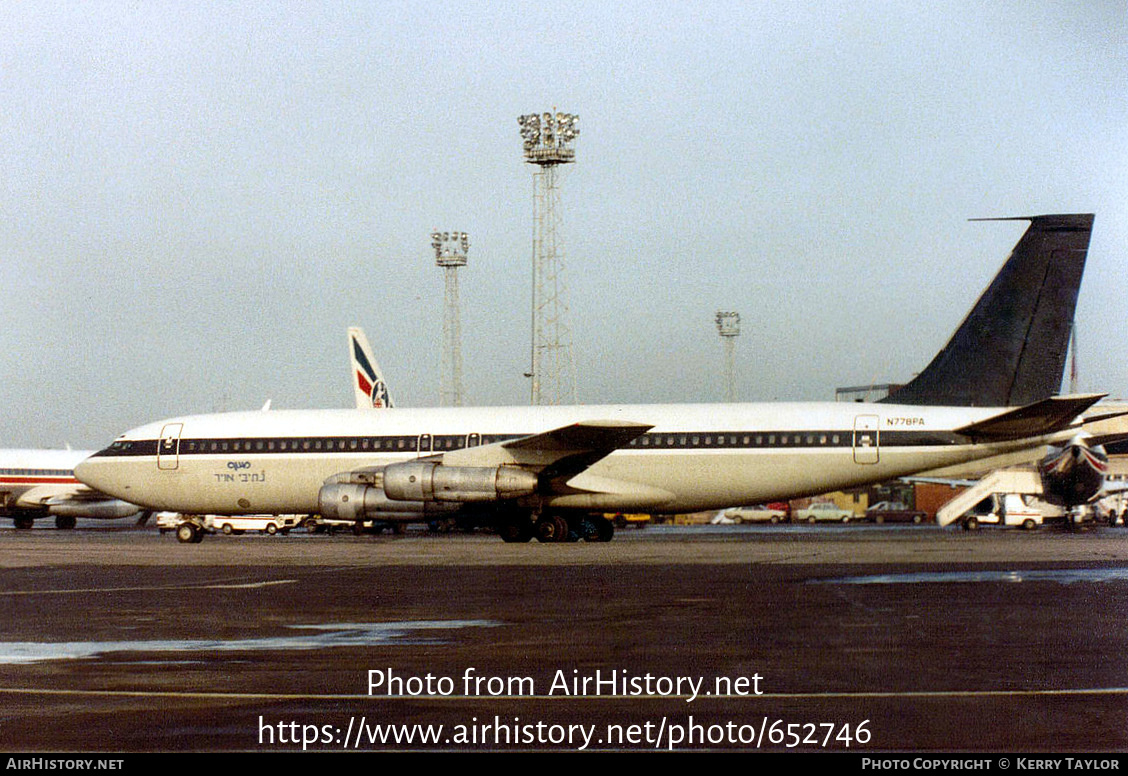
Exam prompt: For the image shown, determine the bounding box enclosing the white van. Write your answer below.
[961,494,1048,530]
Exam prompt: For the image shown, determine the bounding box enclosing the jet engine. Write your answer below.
[382,461,539,503]
[317,482,457,521]
[47,499,142,520]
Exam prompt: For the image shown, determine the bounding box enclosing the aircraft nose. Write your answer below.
[73,457,92,483]
[74,456,115,495]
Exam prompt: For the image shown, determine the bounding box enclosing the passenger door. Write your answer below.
[157,423,184,471]
[852,415,879,464]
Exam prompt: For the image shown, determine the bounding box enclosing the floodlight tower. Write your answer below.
[432,230,469,407]
[715,311,741,402]
[518,110,579,405]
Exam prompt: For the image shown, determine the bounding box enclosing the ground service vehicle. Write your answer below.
[960,494,1046,530]
[174,514,301,542]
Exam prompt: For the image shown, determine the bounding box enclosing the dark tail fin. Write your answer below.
[882,214,1094,407]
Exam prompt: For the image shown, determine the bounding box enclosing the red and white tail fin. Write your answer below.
[348,327,395,409]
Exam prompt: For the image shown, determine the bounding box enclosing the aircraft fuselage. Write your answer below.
[74,401,1079,516]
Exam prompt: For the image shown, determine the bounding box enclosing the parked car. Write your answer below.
[794,502,855,523]
[210,514,301,536]
[865,501,928,524]
[721,504,788,524]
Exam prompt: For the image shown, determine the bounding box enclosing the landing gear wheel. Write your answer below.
[55,515,77,530]
[552,515,571,543]
[177,523,199,544]
[498,518,533,543]
[592,515,615,543]
[535,516,562,543]
[14,516,33,530]
[577,516,600,541]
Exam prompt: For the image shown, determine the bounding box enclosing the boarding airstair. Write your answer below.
[934,467,1042,526]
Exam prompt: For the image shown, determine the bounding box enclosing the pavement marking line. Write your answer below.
[0,579,298,596]
[1,687,1127,701]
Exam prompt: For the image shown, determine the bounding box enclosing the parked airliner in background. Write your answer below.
[76,215,1105,543]
[350,327,394,409]
[0,448,147,529]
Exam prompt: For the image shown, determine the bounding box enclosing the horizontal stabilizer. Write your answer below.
[954,394,1105,441]
[1080,406,1128,448]
[1083,410,1128,425]
[899,476,981,488]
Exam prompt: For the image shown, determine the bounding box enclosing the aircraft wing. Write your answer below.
[45,488,108,504]
[14,484,93,508]
[954,394,1106,441]
[440,420,653,481]
[327,420,666,512]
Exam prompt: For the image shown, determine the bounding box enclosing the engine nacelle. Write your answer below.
[48,499,142,520]
[382,462,538,503]
[317,482,456,521]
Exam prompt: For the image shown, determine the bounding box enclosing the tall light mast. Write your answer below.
[715,311,741,402]
[432,230,469,407]
[518,110,579,405]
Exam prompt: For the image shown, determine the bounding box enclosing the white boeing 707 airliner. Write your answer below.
[75,215,1105,543]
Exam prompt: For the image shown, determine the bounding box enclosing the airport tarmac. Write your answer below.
[1,524,1126,752]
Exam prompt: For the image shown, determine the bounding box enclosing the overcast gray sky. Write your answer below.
[1,1,1125,448]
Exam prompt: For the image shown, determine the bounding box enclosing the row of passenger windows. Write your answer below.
[628,433,846,448]
[178,434,523,454]
[169,432,853,454]
[0,469,73,476]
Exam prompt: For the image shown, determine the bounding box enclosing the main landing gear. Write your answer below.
[176,521,205,544]
[496,512,614,543]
